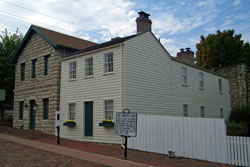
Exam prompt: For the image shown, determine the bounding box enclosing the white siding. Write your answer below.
[171,60,231,119]
[124,32,231,120]
[60,46,123,144]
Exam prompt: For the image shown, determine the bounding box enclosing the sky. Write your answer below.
[0,0,250,57]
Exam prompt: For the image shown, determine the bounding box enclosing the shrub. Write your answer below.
[230,106,250,123]
[227,121,249,136]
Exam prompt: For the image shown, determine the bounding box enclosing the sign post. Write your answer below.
[115,108,137,159]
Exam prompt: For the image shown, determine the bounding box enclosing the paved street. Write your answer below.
[0,139,108,167]
[0,126,234,167]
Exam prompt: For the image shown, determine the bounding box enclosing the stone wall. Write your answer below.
[215,64,249,110]
[12,32,71,134]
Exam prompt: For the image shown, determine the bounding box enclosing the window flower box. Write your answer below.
[99,120,114,127]
[63,120,76,127]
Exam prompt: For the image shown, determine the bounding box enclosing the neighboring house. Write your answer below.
[11,25,95,134]
[60,12,231,144]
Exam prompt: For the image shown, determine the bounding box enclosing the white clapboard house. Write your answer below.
[60,12,231,144]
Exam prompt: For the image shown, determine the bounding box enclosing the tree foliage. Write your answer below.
[196,30,249,68]
[0,29,23,120]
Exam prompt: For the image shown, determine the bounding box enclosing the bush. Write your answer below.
[230,106,250,123]
[227,121,249,136]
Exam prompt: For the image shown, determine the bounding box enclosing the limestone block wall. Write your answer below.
[215,64,248,110]
[12,32,70,134]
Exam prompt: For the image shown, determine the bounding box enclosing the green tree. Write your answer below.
[0,28,23,121]
[196,30,246,68]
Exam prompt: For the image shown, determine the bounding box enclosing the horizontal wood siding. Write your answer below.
[124,32,231,119]
[60,46,122,144]
[171,61,231,119]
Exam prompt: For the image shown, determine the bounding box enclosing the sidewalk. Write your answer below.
[0,134,153,167]
[0,126,233,167]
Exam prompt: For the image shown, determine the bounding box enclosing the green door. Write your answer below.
[29,100,36,129]
[85,102,93,136]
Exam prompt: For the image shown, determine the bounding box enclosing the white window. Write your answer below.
[69,103,75,120]
[183,104,188,117]
[219,78,222,93]
[69,61,76,79]
[201,106,205,117]
[181,67,187,85]
[85,57,93,76]
[220,108,224,118]
[199,72,204,89]
[104,100,113,120]
[104,53,113,73]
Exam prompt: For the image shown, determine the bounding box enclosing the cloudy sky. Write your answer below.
[0,0,249,56]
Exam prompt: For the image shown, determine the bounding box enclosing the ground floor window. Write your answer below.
[19,101,24,120]
[43,98,49,119]
[183,104,188,117]
[104,100,113,120]
[69,103,75,120]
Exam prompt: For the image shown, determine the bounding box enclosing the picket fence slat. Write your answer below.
[128,114,250,166]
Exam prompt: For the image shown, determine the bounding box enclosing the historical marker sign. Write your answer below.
[0,89,5,101]
[115,109,137,137]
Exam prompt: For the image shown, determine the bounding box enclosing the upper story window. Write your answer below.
[104,100,113,120]
[44,55,50,75]
[69,61,76,80]
[85,57,93,77]
[20,63,25,81]
[181,67,187,85]
[32,59,37,78]
[219,78,222,93]
[104,53,113,73]
[183,104,188,117]
[69,103,75,120]
[220,108,224,118]
[201,106,205,117]
[199,72,204,89]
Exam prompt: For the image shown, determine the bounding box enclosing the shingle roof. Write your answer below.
[65,34,137,58]
[35,26,96,50]
[11,25,96,63]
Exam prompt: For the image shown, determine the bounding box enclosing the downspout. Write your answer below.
[121,43,125,110]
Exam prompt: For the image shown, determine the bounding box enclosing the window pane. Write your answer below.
[70,62,76,79]
[201,106,205,117]
[220,108,224,118]
[32,59,37,78]
[104,53,113,73]
[21,63,25,81]
[183,104,188,117]
[19,101,24,120]
[182,67,187,85]
[44,55,50,75]
[104,100,113,120]
[43,98,49,119]
[219,79,222,92]
[69,103,75,120]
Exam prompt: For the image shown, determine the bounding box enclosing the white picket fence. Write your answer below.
[227,136,250,166]
[128,114,250,166]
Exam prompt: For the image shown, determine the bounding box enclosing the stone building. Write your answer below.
[11,25,95,134]
[214,64,250,110]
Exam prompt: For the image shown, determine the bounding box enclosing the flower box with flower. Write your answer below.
[63,120,76,127]
[99,119,114,127]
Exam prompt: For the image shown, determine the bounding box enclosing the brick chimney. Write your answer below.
[136,11,152,34]
[176,48,194,63]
